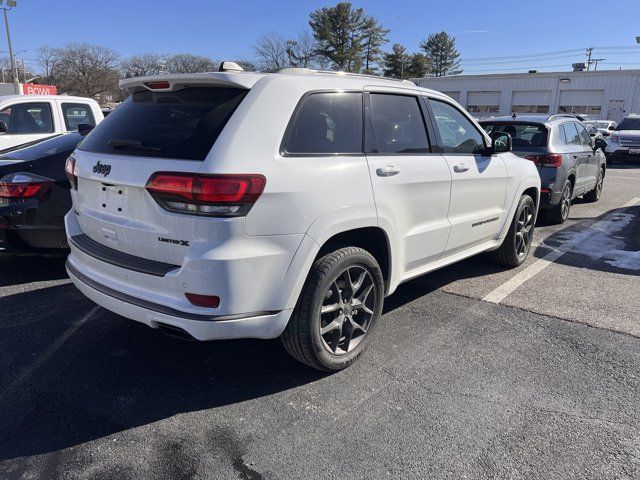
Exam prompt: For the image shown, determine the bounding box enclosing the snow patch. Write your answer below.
[554,212,640,271]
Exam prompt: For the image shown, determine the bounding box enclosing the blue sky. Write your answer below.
[7,0,640,74]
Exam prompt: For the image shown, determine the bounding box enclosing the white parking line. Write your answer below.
[0,306,100,402]
[483,197,640,304]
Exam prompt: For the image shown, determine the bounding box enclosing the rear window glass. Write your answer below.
[282,92,363,155]
[62,103,96,131]
[481,122,548,151]
[79,87,247,160]
[617,118,640,131]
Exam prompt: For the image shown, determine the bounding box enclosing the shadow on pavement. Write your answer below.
[0,251,68,288]
[0,301,327,461]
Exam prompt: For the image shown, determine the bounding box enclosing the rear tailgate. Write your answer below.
[73,150,201,266]
[71,83,251,266]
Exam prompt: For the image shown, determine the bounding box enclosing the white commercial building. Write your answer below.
[412,69,640,122]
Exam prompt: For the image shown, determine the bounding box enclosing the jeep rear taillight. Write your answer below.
[145,173,266,217]
[525,154,563,168]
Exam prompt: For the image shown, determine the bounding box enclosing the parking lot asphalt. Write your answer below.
[1,163,639,479]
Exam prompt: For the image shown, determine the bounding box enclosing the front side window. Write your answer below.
[562,123,581,146]
[429,99,485,154]
[370,94,429,154]
[62,103,96,131]
[283,92,363,155]
[80,87,247,160]
[0,102,54,134]
[577,123,592,147]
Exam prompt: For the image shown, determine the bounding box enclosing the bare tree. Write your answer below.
[120,53,166,78]
[254,32,288,69]
[0,56,35,84]
[36,46,58,84]
[254,30,319,70]
[53,43,120,99]
[165,54,216,74]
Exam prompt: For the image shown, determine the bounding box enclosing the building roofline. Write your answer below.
[411,69,640,82]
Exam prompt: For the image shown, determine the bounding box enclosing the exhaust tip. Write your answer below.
[156,323,197,342]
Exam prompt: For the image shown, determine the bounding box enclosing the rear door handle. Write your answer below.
[376,165,401,177]
[453,164,470,173]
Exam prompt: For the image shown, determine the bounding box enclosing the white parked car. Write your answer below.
[64,69,540,371]
[0,95,103,150]
[605,114,640,163]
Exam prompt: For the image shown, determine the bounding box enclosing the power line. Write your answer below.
[461,62,640,73]
[460,45,640,63]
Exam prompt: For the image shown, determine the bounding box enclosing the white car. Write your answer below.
[64,69,540,371]
[0,95,103,150]
[605,114,640,163]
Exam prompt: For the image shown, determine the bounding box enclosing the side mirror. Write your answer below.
[594,138,607,151]
[77,123,95,136]
[608,126,615,131]
[488,131,512,154]
[0,120,8,133]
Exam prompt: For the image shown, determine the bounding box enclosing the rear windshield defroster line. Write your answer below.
[79,87,248,161]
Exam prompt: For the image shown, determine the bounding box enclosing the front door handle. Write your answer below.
[453,164,470,173]
[376,165,401,177]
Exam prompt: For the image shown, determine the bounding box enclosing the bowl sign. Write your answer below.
[22,84,58,96]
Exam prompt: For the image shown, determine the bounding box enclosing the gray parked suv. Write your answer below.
[480,114,607,223]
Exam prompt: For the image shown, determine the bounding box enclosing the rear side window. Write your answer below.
[428,99,485,154]
[282,92,363,155]
[79,87,247,160]
[370,94,429,154]
[62,103,96,131]
[562,123,581,146]
[0,102,54,134]
[481,123,548,151]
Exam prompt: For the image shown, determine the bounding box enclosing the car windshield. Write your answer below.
[588,121,611,129]
[480,122,548,151]
[79,87,248,160]
[616,118,640,131]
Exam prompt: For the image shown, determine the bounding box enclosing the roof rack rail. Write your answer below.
[264,67,415,84]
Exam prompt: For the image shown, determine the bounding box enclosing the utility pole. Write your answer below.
[586,47,594,71]
[1,1,19,94]
[592,58,605,71]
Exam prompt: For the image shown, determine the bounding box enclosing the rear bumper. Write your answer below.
[539,189,563,209]
[64,210,309,340]
[66,259,292,340]
[606,149,640,162]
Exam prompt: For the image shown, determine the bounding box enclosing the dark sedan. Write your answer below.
[0,133,83,250]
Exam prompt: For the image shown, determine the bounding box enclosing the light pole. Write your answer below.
[1,0,19,94]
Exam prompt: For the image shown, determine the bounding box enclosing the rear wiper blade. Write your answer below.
[107,139,162,152]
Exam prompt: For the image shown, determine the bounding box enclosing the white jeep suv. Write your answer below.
[64,69,540,371]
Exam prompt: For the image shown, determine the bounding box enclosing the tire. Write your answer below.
[491,194,536,268]
[584,167,604,202]
[544,180,572,224]
[281,246,384,371]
